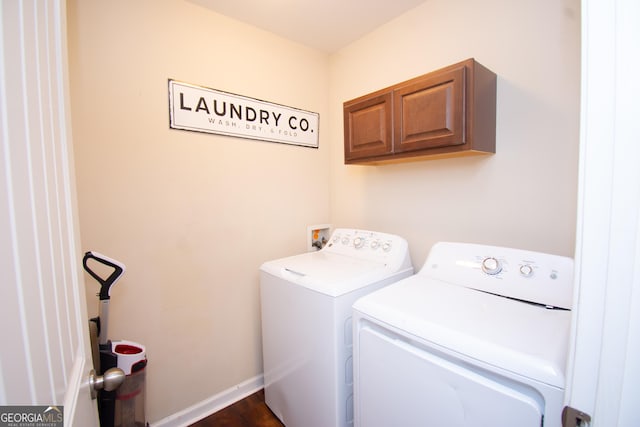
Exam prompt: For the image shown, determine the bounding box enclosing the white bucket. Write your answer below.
[112,340,146,375]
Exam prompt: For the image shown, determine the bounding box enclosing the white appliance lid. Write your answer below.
[353,276,571,388]
[260,251,401,297]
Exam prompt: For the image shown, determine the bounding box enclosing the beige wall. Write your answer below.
[67,0,330,422]
[67,0,580,423]
[329,0,581,266]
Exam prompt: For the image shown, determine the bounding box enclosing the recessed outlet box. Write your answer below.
[307,224,331,252]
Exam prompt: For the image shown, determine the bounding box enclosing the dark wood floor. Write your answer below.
[189,389,284,427]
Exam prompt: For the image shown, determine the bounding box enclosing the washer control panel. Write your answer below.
[324,229,409,266]
[424,242,574,309]
[332,231,393,252]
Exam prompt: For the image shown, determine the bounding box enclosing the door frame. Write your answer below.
[565,0,640,425]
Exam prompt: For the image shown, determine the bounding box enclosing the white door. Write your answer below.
[0,1,99,426]
[565,0,640,426]
[355,324,543,427]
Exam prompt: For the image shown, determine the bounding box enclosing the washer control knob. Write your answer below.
[520,264,534,277]
[370,240,380,250]
[481,257,502,275]
[353,237,365,249]
[382,241,392,252]
[341,236,350,245]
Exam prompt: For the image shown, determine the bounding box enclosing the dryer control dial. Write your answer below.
[519,264,534,277]
[353,236,365,249]
[481,257,502,275]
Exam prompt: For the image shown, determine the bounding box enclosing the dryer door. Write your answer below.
[355,323,544,427]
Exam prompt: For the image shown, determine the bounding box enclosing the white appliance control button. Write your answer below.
[481,257,502,275]
[519,264,534,277]
[382,241,392,252]
[353,237,365,248]
[370,240,380,250]
[341,236,350,245]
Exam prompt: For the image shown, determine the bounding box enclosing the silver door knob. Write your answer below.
[89,367,125,399]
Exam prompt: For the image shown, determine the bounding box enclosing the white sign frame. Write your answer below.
[168,79,319,148]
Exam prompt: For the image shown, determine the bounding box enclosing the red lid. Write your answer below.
[114,344,142,354]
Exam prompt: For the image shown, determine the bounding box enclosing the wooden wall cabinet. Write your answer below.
[343,58,497,164]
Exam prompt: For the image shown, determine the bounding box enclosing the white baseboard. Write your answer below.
[150,374,264,427]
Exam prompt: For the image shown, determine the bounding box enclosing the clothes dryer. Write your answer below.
[260,228,413,427]
[353,242,573,427]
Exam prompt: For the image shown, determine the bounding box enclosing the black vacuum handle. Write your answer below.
[83,251,126,300]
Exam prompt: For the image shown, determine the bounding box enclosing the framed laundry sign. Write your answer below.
[168,79,319,148]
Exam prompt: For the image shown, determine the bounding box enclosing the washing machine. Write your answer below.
[260,228,413,427]
[352,242,574,427]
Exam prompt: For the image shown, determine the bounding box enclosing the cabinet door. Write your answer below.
[343,92,393,162]
[393,65,466,153]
